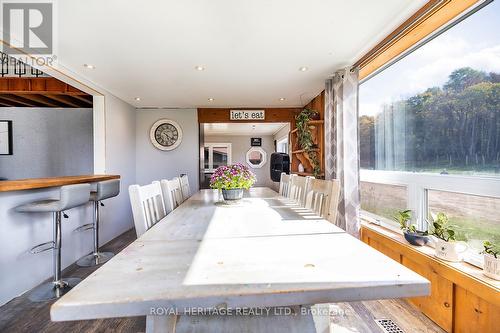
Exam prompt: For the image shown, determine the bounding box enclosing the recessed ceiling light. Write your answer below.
[299,66,308,72]
[208,98,214,102]
[134,97,141,101]
[83,64,95,69]
[279,97,286,101]
[195,65,205,71]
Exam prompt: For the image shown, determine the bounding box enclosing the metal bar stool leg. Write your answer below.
[76,201,114,267]
[28,212,81,302]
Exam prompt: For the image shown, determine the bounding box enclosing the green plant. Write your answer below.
[295,109,321,177]
[430,212,457,242]
[482,241,499,258]
[209,163,256,190]
[393,209,417,233]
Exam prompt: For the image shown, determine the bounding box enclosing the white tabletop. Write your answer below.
[51,187,429,321]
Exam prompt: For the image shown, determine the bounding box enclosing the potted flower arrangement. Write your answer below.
[430,212,468,262]
[481,241,499,280]
[393,209,429,246]
[210,163,256,201]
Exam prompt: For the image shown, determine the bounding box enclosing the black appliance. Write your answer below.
[270,153,290,182]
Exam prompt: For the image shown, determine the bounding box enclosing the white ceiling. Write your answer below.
[204,123,288,136]
[56,0,426,108]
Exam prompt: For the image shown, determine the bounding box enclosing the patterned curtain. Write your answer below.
[324,67,361,237]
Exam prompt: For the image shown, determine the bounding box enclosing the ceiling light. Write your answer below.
[208,98,214,102]
[299,66,308,72]
[279,97,286,101]
[195,65,205,71]
[83,64,95,69]
[134,97,141,101]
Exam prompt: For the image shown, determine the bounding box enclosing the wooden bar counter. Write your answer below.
[0,175,120,192]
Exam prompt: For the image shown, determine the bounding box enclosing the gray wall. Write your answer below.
[205,135,275,188]
[100,95,137,245]
[136,109,199,194]
[0,107,93,180]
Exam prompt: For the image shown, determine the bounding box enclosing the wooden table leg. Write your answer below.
[146,314,178,333]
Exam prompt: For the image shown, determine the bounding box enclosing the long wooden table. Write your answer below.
[51,187,429,332]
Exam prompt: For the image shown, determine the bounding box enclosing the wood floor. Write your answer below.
[0,229,445,333]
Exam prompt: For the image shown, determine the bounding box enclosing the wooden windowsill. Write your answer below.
[0,175,120,192]
[361,221,500,304]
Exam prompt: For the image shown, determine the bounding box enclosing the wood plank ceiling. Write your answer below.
[0,77,93,108]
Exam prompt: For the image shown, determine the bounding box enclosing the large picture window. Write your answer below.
[359,1,500,246]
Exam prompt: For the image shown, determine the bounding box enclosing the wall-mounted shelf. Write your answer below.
[289,120,324,134]
[293,172,325,177]
[289,92,325,179]
[291,148,320,154]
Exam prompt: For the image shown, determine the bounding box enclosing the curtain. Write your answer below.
[324,67,361,237]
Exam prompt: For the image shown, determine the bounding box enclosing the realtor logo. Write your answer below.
[2,2,53,54]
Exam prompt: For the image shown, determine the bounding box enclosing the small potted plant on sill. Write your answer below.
[481,241,500,280]
[430,212,468,262]
[394,209,429,246]
[210,163,256,201]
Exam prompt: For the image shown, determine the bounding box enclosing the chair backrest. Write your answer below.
[327,179,341,224]
[289,175,312,206]
[159,178,184,214]
[304,179,334,218]
[129,182,166,238]
[179,174,190,202]
[278,172,292,197]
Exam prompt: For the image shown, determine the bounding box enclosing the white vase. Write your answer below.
[483,254,500,280]
[298,163,304,173]
[434,239,468,262]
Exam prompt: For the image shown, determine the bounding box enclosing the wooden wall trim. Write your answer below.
[197,108,301,123]
[361,224,500,307]
[355,0,482,80]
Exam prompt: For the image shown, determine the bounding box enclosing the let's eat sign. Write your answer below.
[230,110,265,121]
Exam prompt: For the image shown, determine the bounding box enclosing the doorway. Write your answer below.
[199,122,290,189]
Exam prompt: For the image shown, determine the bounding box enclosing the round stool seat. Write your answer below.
[90,179,120,202]
[16,184,91,213]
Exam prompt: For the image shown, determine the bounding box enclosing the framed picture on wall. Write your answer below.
[0,120,13,155]
[251,138,262,146]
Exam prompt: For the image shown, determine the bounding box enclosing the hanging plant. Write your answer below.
[295,109,321,177]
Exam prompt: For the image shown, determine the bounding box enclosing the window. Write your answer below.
[276,136,289,154]
[359,1,500,245]
[428,190,500,250]
[361,182,407,225]
[203,143,232,172]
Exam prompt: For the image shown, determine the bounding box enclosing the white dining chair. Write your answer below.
[159,177,184,214]
[327,179,341,224]
[129,182,166,238]
[278,172,293,198]
[179,174,190,202]
[289,175,312,206]
[304,178,340,219]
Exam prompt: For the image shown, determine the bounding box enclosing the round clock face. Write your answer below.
[150,119,183,151]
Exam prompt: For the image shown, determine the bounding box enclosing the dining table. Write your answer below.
[50,187,430,333]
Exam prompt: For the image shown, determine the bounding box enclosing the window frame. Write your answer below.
[276,135,289,154]
[203,143,232,173]
[360,170,500,232]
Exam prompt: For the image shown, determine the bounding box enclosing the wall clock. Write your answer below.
[150,119,183,151]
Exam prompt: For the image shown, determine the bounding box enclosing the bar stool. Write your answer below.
[76,179,120,267]
[15,183,91,302]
